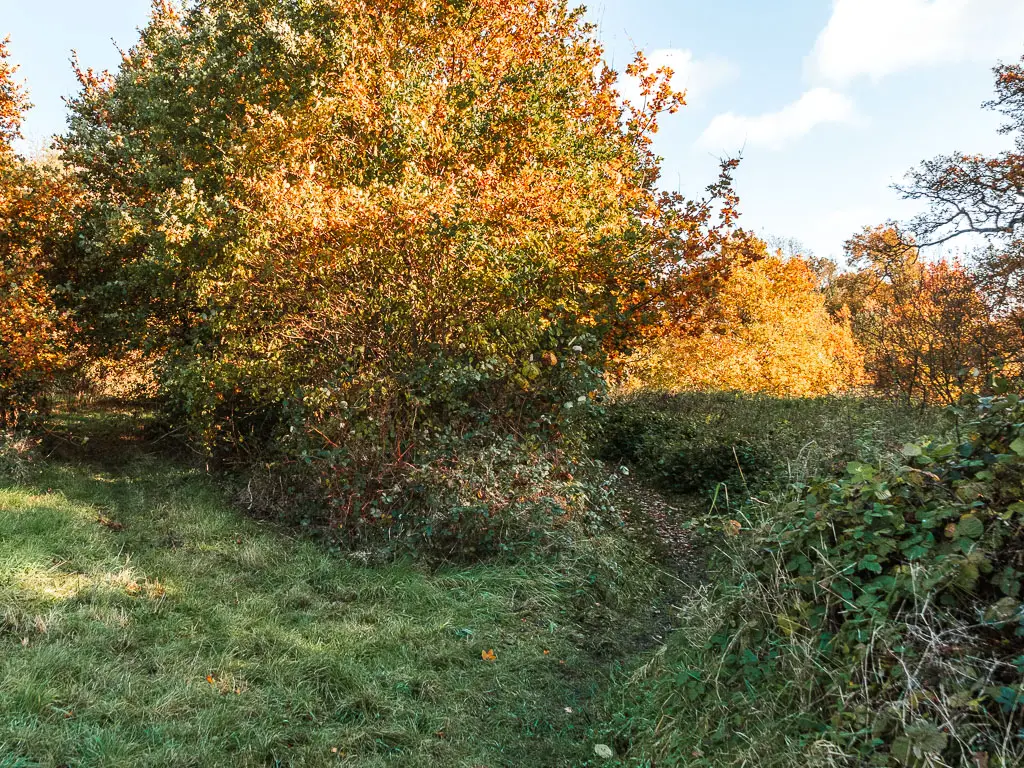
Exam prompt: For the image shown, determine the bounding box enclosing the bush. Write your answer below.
[599,390,944,496]
[612,390,1024,766]
[60,0,739,550]
[242,426,625,560]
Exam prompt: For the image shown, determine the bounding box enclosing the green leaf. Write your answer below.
[1010,437,1024,456]
[901,443,923,458]
[904,545,930,560]
[859,557,883,574]
[956,515,985,540]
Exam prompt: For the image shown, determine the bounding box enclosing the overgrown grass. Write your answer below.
[3,392,965,767]
[603,392,1024,767]
[0,410,667,767]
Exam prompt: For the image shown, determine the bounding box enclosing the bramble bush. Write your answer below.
[612,388,1024,766]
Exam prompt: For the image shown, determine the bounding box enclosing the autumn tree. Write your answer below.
[60,1,739,536]
[900,55,1024,353]
[0,38,75,426]
[625,238,864,398]
[832,225,1015,405]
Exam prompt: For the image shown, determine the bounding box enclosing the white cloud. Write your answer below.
[809,0,1024,85]
[698,88,855,152]
[618,49,738,108]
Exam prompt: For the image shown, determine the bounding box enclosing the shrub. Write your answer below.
[613,390,1024,766]
[244,435,625,561]
[599,390,945,496]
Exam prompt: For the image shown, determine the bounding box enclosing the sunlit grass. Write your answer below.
[0,434,653,767]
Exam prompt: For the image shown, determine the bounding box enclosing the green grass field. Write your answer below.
[0,410,665,768]
[2,395,948,767]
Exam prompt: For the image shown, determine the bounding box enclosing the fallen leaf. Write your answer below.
[481,649,496,662]
[97,515,125,531]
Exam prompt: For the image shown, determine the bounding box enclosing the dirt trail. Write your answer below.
[615,475,708,584]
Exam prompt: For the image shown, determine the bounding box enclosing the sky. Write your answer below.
[3,0,1021,261]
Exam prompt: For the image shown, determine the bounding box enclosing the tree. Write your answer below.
[625,239,864,398]
[0,38,74,426]
[900,55,1024,340]
[59,0,740,531]
[833,225,1016,405]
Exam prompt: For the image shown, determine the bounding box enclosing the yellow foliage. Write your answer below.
[625,254,864,397]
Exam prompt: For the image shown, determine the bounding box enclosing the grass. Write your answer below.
[0,409,663,767]
[1,392,951,767]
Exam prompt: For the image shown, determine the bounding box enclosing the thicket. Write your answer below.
[610,389,1024,766]
[0,9,1023,766]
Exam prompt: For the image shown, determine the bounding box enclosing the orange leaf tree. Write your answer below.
[900,55,1024,365]
[0,38,75,426]
[831,225,1016,405]
[60,0,738,535]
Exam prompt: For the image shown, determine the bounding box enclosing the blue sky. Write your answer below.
[5,0,1021,260]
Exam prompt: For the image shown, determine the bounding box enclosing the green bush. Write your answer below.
[612,391,1024,766]
[599,390,944,496]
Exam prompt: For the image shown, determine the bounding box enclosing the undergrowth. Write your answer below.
[599,390,947,497]
[608,390,1024,766]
